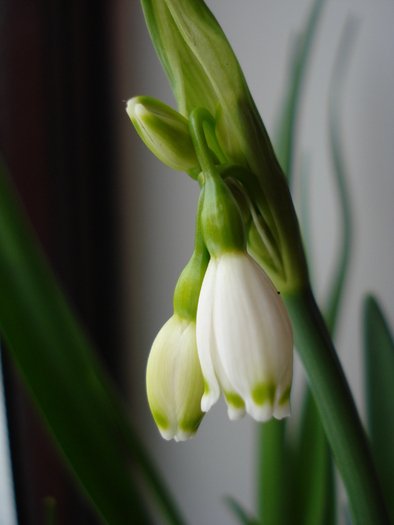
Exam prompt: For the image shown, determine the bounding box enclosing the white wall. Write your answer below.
[113,1,394,523]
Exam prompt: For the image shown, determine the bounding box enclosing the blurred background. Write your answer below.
[0,1,393,524]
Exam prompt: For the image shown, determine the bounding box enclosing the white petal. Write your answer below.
[211,252,293,421]
[146,316,181,439]
[173,321,204,436]
[146,316,204,440]
[196,258,221,412]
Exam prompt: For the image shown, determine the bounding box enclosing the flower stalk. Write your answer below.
[283,286,390,525]
[135,2,390,522]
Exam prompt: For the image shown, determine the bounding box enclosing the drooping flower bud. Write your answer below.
[196,161,294,422]
[146,191,209,441]
[146,315,204,441]
[126,96,199,171]
[196,252,293,422]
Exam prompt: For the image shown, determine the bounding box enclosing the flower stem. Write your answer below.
[283,286,390,525]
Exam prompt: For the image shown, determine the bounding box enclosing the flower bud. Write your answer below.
[146,315,204,441]
[197,164,293,422]
[200,174,245,257]
[126,96,199,171]
[146,191,209,441]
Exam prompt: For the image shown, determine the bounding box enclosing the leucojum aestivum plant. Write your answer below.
[126,1,392,524]
[0,1,394,525]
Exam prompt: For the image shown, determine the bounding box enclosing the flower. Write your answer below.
[126,96,199,171]
[196,251,293,422]
[146,315,204,441]
[146,195,209,441]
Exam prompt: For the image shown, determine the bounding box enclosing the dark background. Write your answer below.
[0,0,121,523]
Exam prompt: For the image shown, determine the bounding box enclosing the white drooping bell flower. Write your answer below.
[146,315,204,441]
[194,154,294,422]
[197,252,293,421]
[146,198,209,441]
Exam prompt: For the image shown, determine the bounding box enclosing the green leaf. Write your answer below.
[258,2,328,522]
[364,295,394,523]
[299,153,313,277]
[274,0,326,184]
[0,157,185,525]
[294,389,335,525]
[225,496,260,525]
[325,17,359,334]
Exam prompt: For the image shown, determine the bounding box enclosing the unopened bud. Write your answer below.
[126,96,199,171]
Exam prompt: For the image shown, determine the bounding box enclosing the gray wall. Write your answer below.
[113,1,394,523]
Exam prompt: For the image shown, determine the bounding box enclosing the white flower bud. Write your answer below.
[126,96,199,171]
[196,251,293,422]
[146,315,204,441]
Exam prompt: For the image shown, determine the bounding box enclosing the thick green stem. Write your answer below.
[259,419,288,525]
[283,286,389,525]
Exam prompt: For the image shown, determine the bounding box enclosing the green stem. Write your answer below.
[259,419,288,525]
[189,107,218,177]
[283,286,390,525]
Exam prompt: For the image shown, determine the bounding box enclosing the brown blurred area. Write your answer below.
[0,1,122,523]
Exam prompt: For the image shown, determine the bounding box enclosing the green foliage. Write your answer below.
[274,0,326,185]
[259,2,335,524]
[293,391,335,525]
[225,496,261,525]
[0,157,185,525]
[364,296,394,523]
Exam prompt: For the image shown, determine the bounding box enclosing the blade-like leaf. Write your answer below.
[274,0,326,184]
[290,18,359,525]
[0,158,150,524]
[259,2,328,523]
[294,389,335,525]
[325,17,358,334]
[0,157,185,525]
[225,496,260,525]
[364,295,394,523]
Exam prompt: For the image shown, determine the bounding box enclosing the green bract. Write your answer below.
[141,0,308,293]
[199,172,245,258]
[126,96,199,171]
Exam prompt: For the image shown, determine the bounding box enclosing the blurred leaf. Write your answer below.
[260,1,327,523]
[299,153,314,276]
[325,17,359,334]
[225,496,260,525]
[0,158,150,524]
[275,0,326,184]
[0,157,185,525]
[293,389,335,525]
[364,295,394,523]
[291,19,360,525]
[344,505,353,525]
[43,498,57,525]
